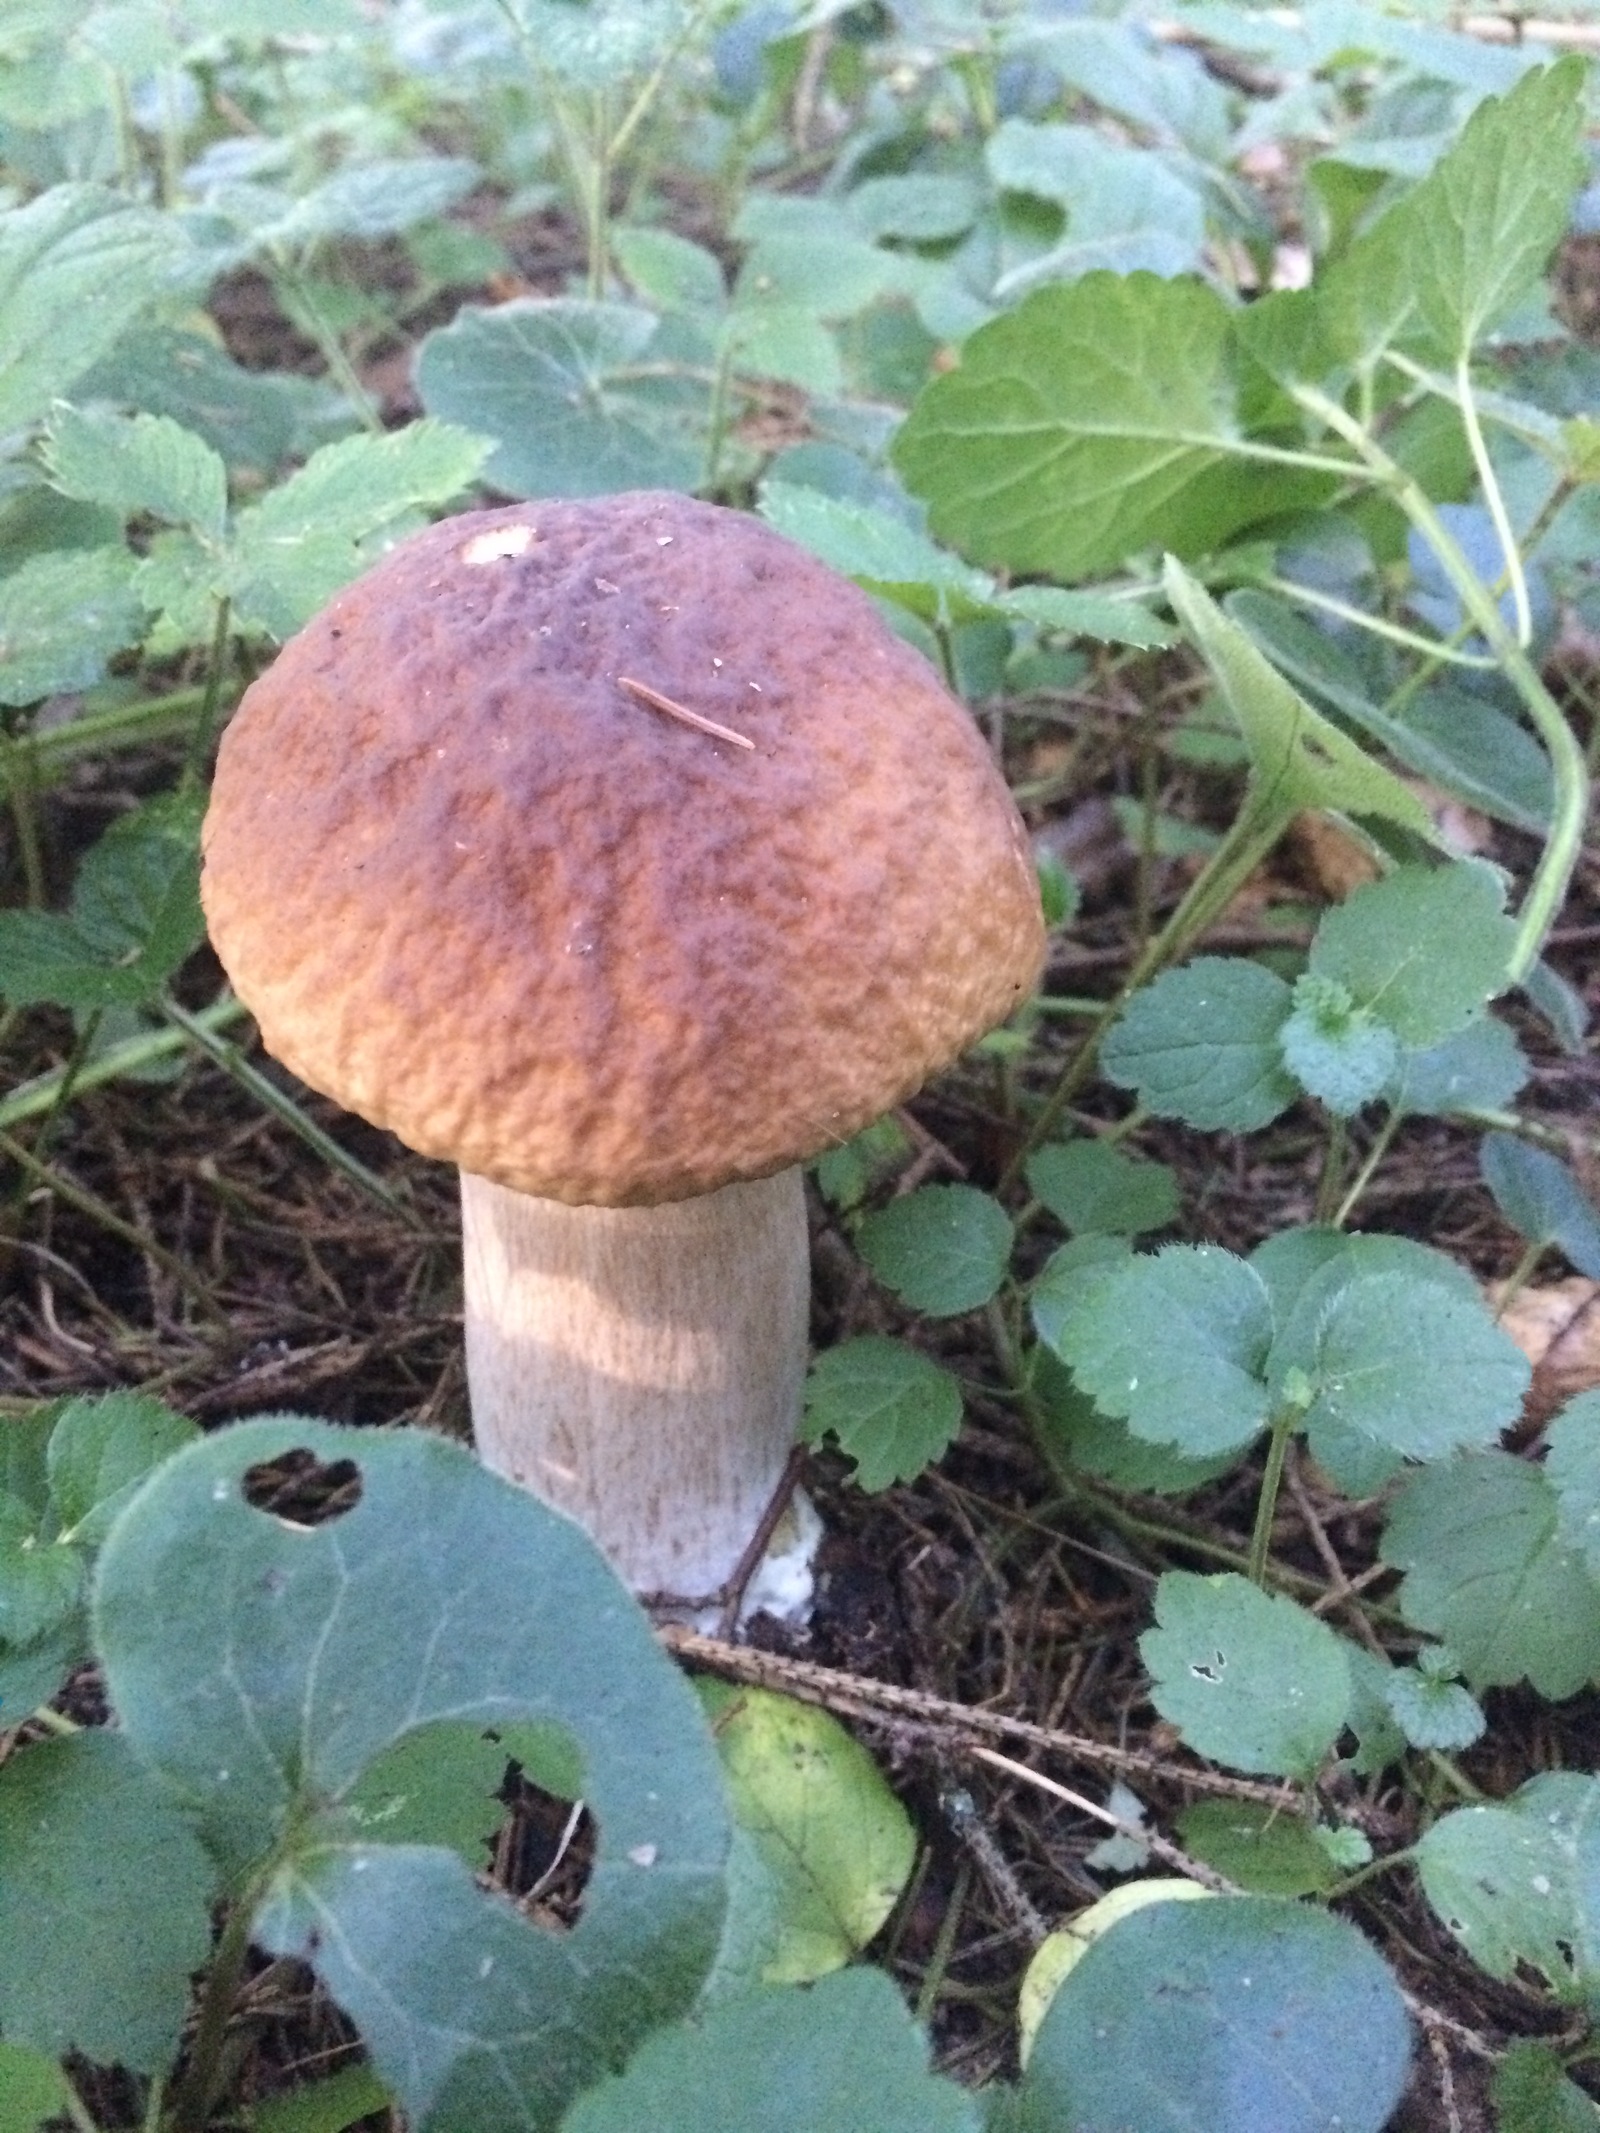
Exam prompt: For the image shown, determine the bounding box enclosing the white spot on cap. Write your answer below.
[461,524,534,565]
[595,577,619,594]
[628,1844,658,1867]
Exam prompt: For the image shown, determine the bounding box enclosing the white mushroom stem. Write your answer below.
[459,1166,816,1620]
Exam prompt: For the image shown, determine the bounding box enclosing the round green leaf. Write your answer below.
[1176,1800,1340,1897]
[1021,1896,1410,2133]
[1101,959,1298,1132]
[802,1337,963,1491]
[1025,1139,1179,1237]
[856,1184,1014,1318]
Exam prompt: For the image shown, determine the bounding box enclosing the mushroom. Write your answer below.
[200,492,1044,1619]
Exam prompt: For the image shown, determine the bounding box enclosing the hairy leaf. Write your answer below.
[1101,959,1298,1132]
[801,1338,964,1492]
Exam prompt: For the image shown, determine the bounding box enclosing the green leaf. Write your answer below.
[558,1970,980,2133]
[893,274,1326,580]
[1381,1453,1600,1698]
[856,1185,1014,1318]
[695,1682,914,1984]
[416,299,707,499]
[1390,1015,1528,1118]
[1056,1246,1273,1457]
[1101,959,1298,1132]
[801,1338,964,1492]
[0,1730,215,2075]
[0,185,191,434]
[1543,1391,1600,1578]
[1140,1571,1351,1778]
[0,545,145,707]
[227,419,491,637]
[995,581,1175,649]
[1492,2040,1600,2133]
[985,122,1205,291]
[337,1720,534,1870]
[0,2040,76,2132]
[1308,863,1514,1049]
[1025,1140,1179,1238]
[1295,1272,1528,1461]
[274,157,479,244]
[1020,1896,1409,2133]
[1164,561,1440,844]
[756,481,992,623]
[1031,1346,1239,1497]
[93,1418,731,2133]
[1402,58,1587,363]
[1279,972,1400,1116]
[613,226,726,318]
[75,323,347,477]
[0,1622,85,1722]
[0,1495,82,1646]
[810,1116,912,1215]
[1176,1800,1339,1897]
[250,2062,395,2133]
[1382,1662,1485,1752]
[0,789,204,1010]
[1416,1772,1600,1996]
[43,405,229,540]
[46,1390,198,1548]
[1481,1132,1600,1279]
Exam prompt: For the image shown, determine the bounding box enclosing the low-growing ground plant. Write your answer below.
[2,4,1599,2129]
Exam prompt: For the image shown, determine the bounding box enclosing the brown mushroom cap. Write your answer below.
[201,491,1045,1205]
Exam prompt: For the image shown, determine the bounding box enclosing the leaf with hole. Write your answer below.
[1140,1571,1351,1778]
[92,1418,730,2133]
[801,1337,963,1493]
[1416,1772,1600,1996]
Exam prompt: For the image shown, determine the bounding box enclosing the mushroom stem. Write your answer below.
[459,1166,814,1617]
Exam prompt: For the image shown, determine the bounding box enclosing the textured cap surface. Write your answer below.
[201,492,1044,1204]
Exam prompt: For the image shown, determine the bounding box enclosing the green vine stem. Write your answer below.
[1293,382,1591,983]
[1247,1400,1303,1586]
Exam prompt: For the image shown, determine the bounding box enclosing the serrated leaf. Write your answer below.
[0,545,145,706]
[43,405,229,540]
[1390,1014,1528,1118]
[0,1496,82,1646]
[801,1338,963,1492]
[274,156,479,244]
[695,1682,914,1984]
[995,581,1175,649]
[894,274,1328,580]
[1309,863,1514,1049]
[0,1730,214,2075]
[1102,959,1298,1132]
[93,1419,730,2133]
[1279,972,1400,1116]
[559,1970,980,2133]
[0,185,191,434]
[1416,1772,1600,1996]
[1481,1133,1600,1279]
[1297,1272,1529,1461]
[1382,1453,1600,1698]
[227,419,490,636]
[1141,1571,1351,1777]
[1032,1345,1238,1497]
[75,323,347,476]
[1403,58,1587,362]
[416,299,706,500]
[1543,1390,1600,1578]
[1021,1896,1409,2133]
[47,1390,198,1548]
[0,789,204,1010]
[1057,1245,1273,1457]
[1382,1665,1485,1751]
[1025,1140,1179,1238]
[856,1185,1013,1318]
[501,0,688,90]
[1176,1800,1339,1896]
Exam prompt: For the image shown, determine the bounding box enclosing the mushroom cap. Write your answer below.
[201,492,1045,1205]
